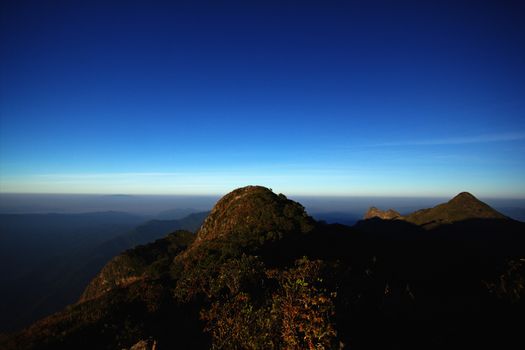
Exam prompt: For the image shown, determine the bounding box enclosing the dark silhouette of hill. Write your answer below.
[155,208,201,220]
[0,212,145,278]
[0,212,145,332]
[310,211,362,226]
[93,211,208,256]
[0,211,207,333]
[2,187,524,350]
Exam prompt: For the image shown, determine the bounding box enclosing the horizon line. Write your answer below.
[1,191,524,200]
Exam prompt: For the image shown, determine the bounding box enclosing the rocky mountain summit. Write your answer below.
[194,185,314,243]
[363,207,401,220]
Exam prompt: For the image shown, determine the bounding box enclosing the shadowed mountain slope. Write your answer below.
[0,212,145,332]
[79,231,195,302]
[0,212,207,333]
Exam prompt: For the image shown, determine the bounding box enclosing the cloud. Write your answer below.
[35,172,186,179]
[373,132,525,147]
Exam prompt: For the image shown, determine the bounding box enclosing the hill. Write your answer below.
[0,211,207,332]
[361,192,509,229]
[403,192,508,228]
[0,212,145,332]
[79,230,195,302]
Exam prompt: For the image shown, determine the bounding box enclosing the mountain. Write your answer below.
[361,192,509,229]
[0,212,145,332]
[93,211,208,255]
[79,230,195,302]
[155,208,201,220]
[2,186,524,350]
[310,211,363,226]
[363,207,401,220]
[184,185,314,253]
[75,211,208,303]
[0,211,207,333]
[403,192,508,228]
[0,212,145,279]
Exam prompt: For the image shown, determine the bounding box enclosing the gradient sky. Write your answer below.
[1,0,524,197]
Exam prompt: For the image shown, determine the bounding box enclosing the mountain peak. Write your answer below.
[449,191,478,203]
[404,191,507,228]
[190,185,315,248]
[361,192,508,229]
[364,207,401,220]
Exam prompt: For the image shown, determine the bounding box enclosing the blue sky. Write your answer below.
[1,1,524,197]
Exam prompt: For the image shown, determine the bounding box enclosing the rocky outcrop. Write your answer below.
[364,207,401,220]
[79,230,194,302]
[78,254,145,303]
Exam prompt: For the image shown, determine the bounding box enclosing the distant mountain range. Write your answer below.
[2,186,523,350]
[315,193,524,226]
[0,211,208,332]
[363,191,507,227]
[155,208,202,220]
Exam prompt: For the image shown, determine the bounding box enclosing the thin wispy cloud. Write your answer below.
[34,172,187,179]
[372,132,525,147]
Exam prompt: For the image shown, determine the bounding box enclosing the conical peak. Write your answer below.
[403,191,507,228]
[449,192,478,203]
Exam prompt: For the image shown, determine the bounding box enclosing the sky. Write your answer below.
[1,0,524,197]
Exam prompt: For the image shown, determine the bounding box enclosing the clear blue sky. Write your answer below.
[1,0,524,197]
